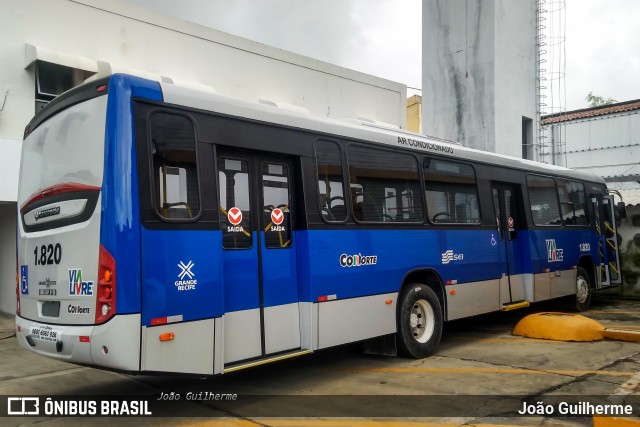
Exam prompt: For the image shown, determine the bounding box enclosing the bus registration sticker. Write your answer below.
[29,324,62,343]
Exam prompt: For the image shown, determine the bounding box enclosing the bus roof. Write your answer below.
[27,73,606,186]
[158,77,605,185]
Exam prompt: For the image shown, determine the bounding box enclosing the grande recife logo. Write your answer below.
[175,260,197,291]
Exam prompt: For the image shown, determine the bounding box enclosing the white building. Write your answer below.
[0,0,408,314]
[542,100,640,293]
[422,0,538,159]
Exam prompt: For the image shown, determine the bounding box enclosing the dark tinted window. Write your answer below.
[424,158,479,224]
[347,145,423,223]
[150,113,200,220]
[262,163,292,248]
[316,141,347,222]
[527,175,561,226]
[218,157,252,249]
[558,179,589,225]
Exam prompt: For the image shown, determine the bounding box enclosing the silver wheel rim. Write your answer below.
[409,299,435,343]
[576,275,589,304]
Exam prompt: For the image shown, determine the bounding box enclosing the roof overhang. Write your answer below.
[24,43,98,73]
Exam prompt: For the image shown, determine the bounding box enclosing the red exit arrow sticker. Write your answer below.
[271,208,284,225]
[228,207,242,225]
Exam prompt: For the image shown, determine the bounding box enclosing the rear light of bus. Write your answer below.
[95,245,116,324]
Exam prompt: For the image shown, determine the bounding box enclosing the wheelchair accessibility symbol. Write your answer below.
[491,234,497,246]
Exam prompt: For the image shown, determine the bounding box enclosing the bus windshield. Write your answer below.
[18,97,107,208]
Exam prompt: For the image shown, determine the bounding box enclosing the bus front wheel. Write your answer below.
[397,284,443,358]
[574,267,592,312]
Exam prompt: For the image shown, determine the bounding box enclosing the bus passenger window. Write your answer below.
[149,113,200,220]
[527,175,562,226]
[347,145,423,223]
[263,163,292,249]
[557,179,589,226]
[315,141,347,222]
[424,158,479,224]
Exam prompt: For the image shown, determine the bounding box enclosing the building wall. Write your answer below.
[493,0,537,158]
[0,204,16,314]
[0,0,407,314]
[423,0,496,151]
[422,0,537,158]
[406,95,422,133]
[545,110,640,179]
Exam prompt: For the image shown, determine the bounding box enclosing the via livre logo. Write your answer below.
[68,268,93,296]
[546,239,564,262]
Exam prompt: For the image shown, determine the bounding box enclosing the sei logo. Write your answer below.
[441,250,464,265]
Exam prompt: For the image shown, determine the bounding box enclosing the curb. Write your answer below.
[604,329,640,343]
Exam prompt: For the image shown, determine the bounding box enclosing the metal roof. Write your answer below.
[605,182,640,206]
[541,99,640,125]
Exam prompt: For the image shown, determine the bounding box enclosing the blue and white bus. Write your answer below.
[16,73,623,375]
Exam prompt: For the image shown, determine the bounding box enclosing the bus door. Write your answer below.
[491,183,526,304]
[217,150,301,365]
[593,195,622,287]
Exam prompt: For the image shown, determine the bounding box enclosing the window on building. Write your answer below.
[35,60,94,112]
[424,158,480,224]
[150,112,200,221]
[522,116,533,160]
[527,175,561,226]
[347,145,423,223]
[315,140,347,222]
[557,179,589,225]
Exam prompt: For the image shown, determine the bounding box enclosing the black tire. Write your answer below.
[397,283,443,358]
[574,267,592,311]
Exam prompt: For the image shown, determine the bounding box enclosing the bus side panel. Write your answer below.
[303,229,503,302]
[527,228,598,301]
[446,279,501,320]
[102,74,163,316]
[140,229,224,325]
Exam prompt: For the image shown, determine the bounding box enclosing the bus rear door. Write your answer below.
[218,151,302,367]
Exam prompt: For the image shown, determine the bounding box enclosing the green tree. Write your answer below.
[586,92,617,107]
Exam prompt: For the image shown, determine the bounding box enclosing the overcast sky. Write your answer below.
[123,0,640,112]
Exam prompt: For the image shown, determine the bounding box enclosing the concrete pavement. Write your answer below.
[0,298,638,426]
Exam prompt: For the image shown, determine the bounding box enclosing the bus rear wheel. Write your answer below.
[397,284,443,358]
[574,267,592,312]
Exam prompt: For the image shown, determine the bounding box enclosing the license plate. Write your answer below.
[29,325,62,342]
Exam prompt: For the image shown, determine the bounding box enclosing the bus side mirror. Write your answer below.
[616,201,628,219]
